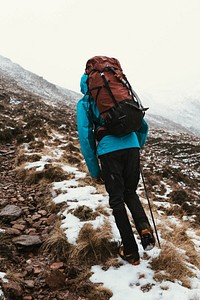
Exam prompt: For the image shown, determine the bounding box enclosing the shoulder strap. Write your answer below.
[100,71,119,107]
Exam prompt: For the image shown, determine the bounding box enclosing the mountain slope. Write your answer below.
[0,55,81,107]
[144,95,200,136]
[146,113,195,135]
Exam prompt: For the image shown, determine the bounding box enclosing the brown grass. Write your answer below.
[73,205,97,221]
[95,205,110,217]
[17,164,70,184]
[41,221,72,262]
[15,152,42,166]
[29,140,45,150]
[170,189,190,205]
[102,257,123,270]
[159,223,200,268]
[4,270,23,284]
[70,221,117,267]
[38,192,57,213]
[164,204,184,218]
[92,285,113,300]
[151,242,195,287]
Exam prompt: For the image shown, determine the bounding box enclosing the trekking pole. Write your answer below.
[140,165,161,249]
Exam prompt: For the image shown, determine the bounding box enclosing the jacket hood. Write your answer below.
[80,73,88,95]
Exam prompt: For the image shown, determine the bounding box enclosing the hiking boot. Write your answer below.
[118,245,140,265]
[141,228,155,251]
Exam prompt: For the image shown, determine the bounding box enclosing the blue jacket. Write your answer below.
[76,73,148,178]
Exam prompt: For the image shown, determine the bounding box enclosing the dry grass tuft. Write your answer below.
[29,140,45,150]
[102,257,123,270]
[61,150,82,166]
[70,221,117,266]
[17,164,70,184]
[42,221,71,262]
[38,192,57,214]
[170,189,190,205]
[160,285,169,290]
[159,223,200,268]
[92,285,113,300]
[4,270,23,284]
[73,205,97,221]
[164,204,184,218]
[15,153,41,166]
[95,205,110,217]
[151,242,194,287]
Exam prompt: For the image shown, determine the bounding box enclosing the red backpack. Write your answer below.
[85,56,148,140]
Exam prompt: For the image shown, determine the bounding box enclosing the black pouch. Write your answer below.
[104,100,145,136]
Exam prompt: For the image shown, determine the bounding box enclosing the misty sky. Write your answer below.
[0,0,200,104]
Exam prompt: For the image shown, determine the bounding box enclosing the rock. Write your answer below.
[25,217,33,225]
[10,197,18,203]
[33,267,42,274]
[24,280,35,288]
[18,196,25,202]
[5,227,21,235]
[41,217,48,224]
[2,281,22,297]
[50,262,64,269]
[38,209,47,216]
[0,199,7,206]
[0,149,9,154]
[12,234,42,246]
[32,213,41,221]
[0,204,22,220]
[32,220,42,228]
[45,269,66,289]
[12,223,26,231]
[25,228,37,235]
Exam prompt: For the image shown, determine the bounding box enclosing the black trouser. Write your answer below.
[99,148,150,255]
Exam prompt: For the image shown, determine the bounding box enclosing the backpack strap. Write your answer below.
[100,71,119,108]
[87,95,108,141]
[88,86,102,102]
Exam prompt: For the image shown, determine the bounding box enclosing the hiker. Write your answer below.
[76,56,155,265]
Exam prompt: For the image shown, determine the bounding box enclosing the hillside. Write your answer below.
[143,95,200,137]
[0,55,81,107]
[0,62,200,299]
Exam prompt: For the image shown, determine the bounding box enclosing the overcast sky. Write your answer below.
[0,0,200,104]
